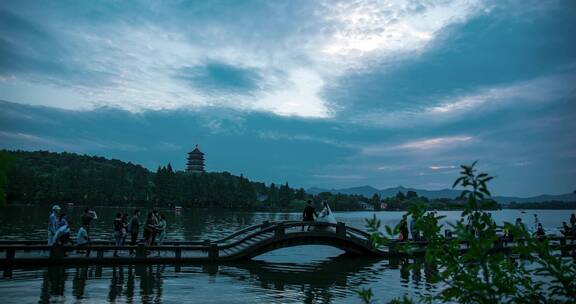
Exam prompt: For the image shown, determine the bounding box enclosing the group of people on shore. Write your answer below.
[47,205,168,257]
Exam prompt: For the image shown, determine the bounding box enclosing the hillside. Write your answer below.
[307,185,576,205]
[0,150,305,210]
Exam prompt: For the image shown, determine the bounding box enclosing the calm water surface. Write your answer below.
[0,206,573,303]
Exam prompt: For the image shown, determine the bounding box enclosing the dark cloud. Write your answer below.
[0,9,111,86]
[177,61,262,94]
[327,3,576,115]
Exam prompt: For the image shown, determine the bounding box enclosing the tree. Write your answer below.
[2,150,312,210]
[370,193,381,210]
[395,191,406,200]
[0,151,14,205]
[405,190,418,199]
[360,161,576,303]
[267,183,279,205]
[295,188,306,200]
[278,182,294,205]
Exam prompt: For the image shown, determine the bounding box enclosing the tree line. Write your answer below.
[0,150,373,211]
[0,150,499,211]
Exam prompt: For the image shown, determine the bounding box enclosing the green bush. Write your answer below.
[360,161,576,303]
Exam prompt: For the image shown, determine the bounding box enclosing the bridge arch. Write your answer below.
[237,233,381,260]
[217,223,385,261]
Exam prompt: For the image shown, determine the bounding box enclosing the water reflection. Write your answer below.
[389,257,438,291]
[29,257,444,303]
[40,267,67,303]
[221,257,380,303]
[2,207,572,303]
[72,266,89,299]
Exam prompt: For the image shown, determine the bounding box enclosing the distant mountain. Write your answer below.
[306,185,576,205]
[306,185,461,199]
[492,193,576,204]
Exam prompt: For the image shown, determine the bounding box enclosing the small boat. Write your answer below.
[175,206,183,211]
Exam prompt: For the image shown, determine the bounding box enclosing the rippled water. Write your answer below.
[0,206,573,303]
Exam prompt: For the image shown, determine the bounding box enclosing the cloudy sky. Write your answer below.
[0,0,575,197]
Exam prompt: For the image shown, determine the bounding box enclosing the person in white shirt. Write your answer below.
[76,224,90,256]
[53,219,71,246]
[47,204,61,245]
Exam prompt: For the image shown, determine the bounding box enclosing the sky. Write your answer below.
[0,0,575,197]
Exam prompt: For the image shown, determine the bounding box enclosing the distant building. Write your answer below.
[186,145,205,173]
[358,201,375,211]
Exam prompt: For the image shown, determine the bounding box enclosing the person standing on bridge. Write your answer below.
[561,222,572,237]
[156,214,167,245]
[150,209,160,245]
[533,214,540,234]
[144,212,156,246]
[128,210,141,255]
[399,214,409,242]
[315,201,337,231]
[113,213,125,257]
[80,208,97,234]
[76,222,90,256]
[535,223,545,239]
[47,204,61,245]
[302,200,318,231]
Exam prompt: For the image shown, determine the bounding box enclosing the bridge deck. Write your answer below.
[0,221,574,270]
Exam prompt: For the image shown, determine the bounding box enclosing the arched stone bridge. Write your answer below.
[0,221,385,269]
[211,221,384,260]
[0,221,574,270]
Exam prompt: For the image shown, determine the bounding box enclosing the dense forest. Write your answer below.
[0,150,500,211]
[0,150,369,211]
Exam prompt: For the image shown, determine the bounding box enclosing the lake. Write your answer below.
[0,206,574,303]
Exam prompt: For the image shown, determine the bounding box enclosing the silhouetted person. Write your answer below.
[571,213,576,228]
[81,208,97,233]
[151,209,160,245]
[410,217,420,241]
[399,215,409,242]
[561,222,572,236]
[121,213,129,245]
[129,210,141,255]
[535,223,545,239]
[156,214,167,245]
[302,200,318,231]
[113,213,124,257]
[144,212,155,246]
[533,214,540,232]
[515,217,523,229]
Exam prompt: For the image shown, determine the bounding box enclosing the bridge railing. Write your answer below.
[2,221,573,262]
[215,221,341,250]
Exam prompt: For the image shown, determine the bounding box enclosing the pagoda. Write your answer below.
[186,144,205,173]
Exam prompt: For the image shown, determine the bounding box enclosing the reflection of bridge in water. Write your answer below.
[1,220,575,271]
[19,257,442,303]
